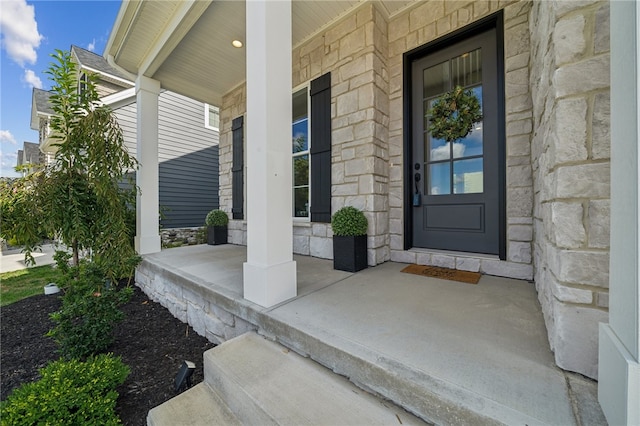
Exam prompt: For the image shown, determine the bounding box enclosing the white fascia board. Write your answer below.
[82,65,134,87]
[105,1,144,70]
[102,87,136,110]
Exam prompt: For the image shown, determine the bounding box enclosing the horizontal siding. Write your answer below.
[113,91,219,228]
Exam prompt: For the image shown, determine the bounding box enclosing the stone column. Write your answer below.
[243,0,297,307]
[134,75,161,255]
[598,1,640,424]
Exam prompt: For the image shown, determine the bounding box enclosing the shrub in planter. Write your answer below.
[205,209,228,245]
[0,353,129,425]
[331,206,368,272]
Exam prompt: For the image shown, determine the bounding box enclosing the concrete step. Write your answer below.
[149,332,428,425]
[147,382,240,426]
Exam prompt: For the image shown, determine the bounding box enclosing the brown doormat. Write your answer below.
[400,264,481,284]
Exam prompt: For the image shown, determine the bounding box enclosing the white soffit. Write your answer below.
[107,0,419,106]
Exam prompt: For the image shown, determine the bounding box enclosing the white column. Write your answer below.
[598,2,640,424]
[243,0,297,307]
[134,75,161,255]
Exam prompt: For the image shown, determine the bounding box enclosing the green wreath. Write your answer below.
[428,86,482,143]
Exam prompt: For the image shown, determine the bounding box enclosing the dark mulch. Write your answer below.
[1,286,215,426]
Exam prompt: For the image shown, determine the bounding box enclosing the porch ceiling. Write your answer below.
[105,0,415,106]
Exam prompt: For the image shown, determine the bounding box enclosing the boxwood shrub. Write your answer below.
[0,354,129,425]
[331,206,368,237]
[205,209,229,227]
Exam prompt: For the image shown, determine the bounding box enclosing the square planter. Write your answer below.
[333,235,367,272]
[207,225,228,245]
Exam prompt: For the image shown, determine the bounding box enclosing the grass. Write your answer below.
[1,265,61,306]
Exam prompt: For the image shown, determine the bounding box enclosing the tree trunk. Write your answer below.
[72,239,79,266]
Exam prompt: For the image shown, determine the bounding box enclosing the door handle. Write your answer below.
[413,172,422,206]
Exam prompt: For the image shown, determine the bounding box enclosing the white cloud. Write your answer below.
[430,142,465,161]
[87,38,96,52]
[0,151,20,177]
[0,130,17,145]
[22,68,42,89]
[0,0,43,66]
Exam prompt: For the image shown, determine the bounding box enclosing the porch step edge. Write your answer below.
[203,332,427,425]
[146,382,240,426]
[256,313,548,426]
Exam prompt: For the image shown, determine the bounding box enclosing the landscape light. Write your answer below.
[174,360,196,393]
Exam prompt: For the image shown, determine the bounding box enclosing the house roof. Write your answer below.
[22,142,42,165]
[33,88,54,115]
[71,45,133,86]
[105,0,415,106]
[30,88,54,130]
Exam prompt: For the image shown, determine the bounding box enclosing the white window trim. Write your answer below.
[204,103,220,131]
[292,84,311,222]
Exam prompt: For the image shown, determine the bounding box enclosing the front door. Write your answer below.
[411,28,502,255]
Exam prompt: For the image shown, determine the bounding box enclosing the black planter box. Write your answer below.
[333,235,367,272]
[207,225,228,245]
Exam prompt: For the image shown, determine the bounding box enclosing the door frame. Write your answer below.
[402,10,507,260]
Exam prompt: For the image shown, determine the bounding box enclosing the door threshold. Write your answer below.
[408,247,500,260]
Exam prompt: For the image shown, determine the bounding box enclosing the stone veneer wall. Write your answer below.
[529,0,610,379]
[160,227,205,247]
[218,1,536,280]
[530,1,610,378]
[385,1,535,280]
[136,259,257,344]
[219,84,247,246]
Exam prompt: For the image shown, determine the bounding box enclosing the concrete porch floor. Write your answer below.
[141,244,606,425]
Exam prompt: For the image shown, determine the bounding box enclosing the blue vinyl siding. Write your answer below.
[115,90,219,229]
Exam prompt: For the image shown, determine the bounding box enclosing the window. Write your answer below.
[292,87,310,218]
[79,73,87,95]
[205,104,220,130]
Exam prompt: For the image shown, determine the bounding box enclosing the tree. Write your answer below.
[1,50,138,281]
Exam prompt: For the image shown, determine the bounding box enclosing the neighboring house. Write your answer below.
[105,1,638,423]
[15,141,44,175]
[30,45,220,230]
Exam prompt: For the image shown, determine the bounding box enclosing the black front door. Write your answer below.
[411,28,502,255]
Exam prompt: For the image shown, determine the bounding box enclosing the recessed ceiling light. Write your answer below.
[232,40,243,48]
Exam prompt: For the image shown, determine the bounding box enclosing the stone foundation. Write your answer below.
[160,227,206,248]
[135,259,256,344]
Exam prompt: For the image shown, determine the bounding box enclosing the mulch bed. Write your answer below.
[1,286,215,426]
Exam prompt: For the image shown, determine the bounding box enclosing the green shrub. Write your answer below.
[205,209,229,227]
[48,259,133,360]
[0,354,129,426]
[331,207,368,237]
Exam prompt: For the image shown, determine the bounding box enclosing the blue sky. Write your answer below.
[0,0,121,177]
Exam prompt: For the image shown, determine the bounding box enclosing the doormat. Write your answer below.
[400,264,481,284]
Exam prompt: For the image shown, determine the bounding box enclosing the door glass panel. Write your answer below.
[423,61,450,98]
[453,158,483,194]
[452,48,482,88]
[453,85,483,159]
[426,134,449,162]
[423,49,484,195]
[428,162,451,195]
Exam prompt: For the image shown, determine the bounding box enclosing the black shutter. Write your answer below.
[232,116,244,220]
[310,72,332,223]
